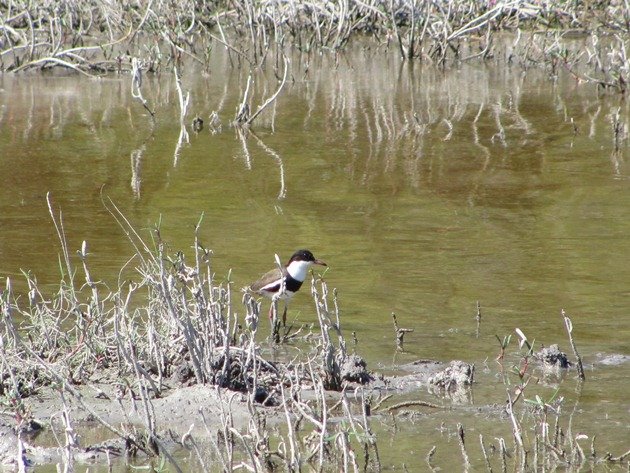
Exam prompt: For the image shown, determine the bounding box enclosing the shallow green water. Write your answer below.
[1,44,630,471]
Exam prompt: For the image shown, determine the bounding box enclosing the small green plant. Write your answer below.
[0,388,33,430]
[495,333,511,361]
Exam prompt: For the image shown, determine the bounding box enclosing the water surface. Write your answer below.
[1,45,630,470]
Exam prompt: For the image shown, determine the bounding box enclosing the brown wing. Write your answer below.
[250,267,286,293]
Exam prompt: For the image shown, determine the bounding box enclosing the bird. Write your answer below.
[249,249,327,324]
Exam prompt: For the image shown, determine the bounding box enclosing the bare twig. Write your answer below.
[562,309,585,380]
[245,54,290,126]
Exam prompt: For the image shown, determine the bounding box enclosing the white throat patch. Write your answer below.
[286,259,312,282]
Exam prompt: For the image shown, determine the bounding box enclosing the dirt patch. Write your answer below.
[0,357,459,469]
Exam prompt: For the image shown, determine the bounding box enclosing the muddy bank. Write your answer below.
[0,357,475,469]
[2,341,625,470]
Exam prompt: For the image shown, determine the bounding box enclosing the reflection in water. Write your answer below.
[173,66,191,167]
[236,127,252,169]
[173,125,190,167]
[236,128,287,200]
[130,143,145,199]
[250,131,286,200]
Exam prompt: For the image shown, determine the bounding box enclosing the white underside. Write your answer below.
[286,259,312,282]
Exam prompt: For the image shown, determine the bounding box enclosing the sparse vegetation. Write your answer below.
[0,195,629,471]
[1,1,630,471]
[1,1,628,93]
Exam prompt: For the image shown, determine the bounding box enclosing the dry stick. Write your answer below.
[12,55,98,76]
[219,293,232,388]
[223,391,238,469]
[337,428,351,472]
[243,0,257,61]
[447,1,515,42]
[339,394,363,471]
[317,378,329,469]
[56,391,78,471]
[479,434,493,473]
[247,401,271,470]
[356,387,380,471]
[506,390,524,450]
[389,0,406,59]
[210,20,252,66]
[426,446,437,470]
[533,431,539,472]
[475,301,482,338]
[16,432,27,473]
[46,193,75,292]
[154,249,206,384]
[391,312,414,350]
[604,448,630,462]
[293,375,327,468]
[180,426,210,473]
[371,394,393,412]
[539,414,549,469]
[10,23,133,74]
[245,54,290,126]
[124,326,159,435]
[457,423,471,469]
[234,74,252,124]
[384,400,441,412]
[199,408,230,472]
[113,301,160,398]
[573,434,587,465]
[561,309,585,380]
[417,0,431,55]
[129,0,155,42]
[405,0,416,59]
[332,0,348,49]
[174,65,190,124]
[498,437,508,473]
[461,25,494,62]
[227,426,260,471]
[131,57,155,117]
[161,31,204,65]
[279,381,300,469]
[101,193,151,267]
[590,435,597,461]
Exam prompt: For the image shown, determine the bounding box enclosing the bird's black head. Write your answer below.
[289,249,327,266]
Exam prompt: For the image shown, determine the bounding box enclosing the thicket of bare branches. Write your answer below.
[1,0,629,74]
[0,196,379,470]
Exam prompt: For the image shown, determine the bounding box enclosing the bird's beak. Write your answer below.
[314,259,327,267]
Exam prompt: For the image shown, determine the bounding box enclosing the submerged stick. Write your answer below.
[245,54,290,126]
[392,312,414,351]
[131,57,155,117]
[384,400,441,412]
[457,423,471,469]
[475,301,482,338]
[561,309,585,380]
[479,434,493,472]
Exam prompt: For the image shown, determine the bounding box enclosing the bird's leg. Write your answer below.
[282,303,287,326]
[270,298,281,344]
